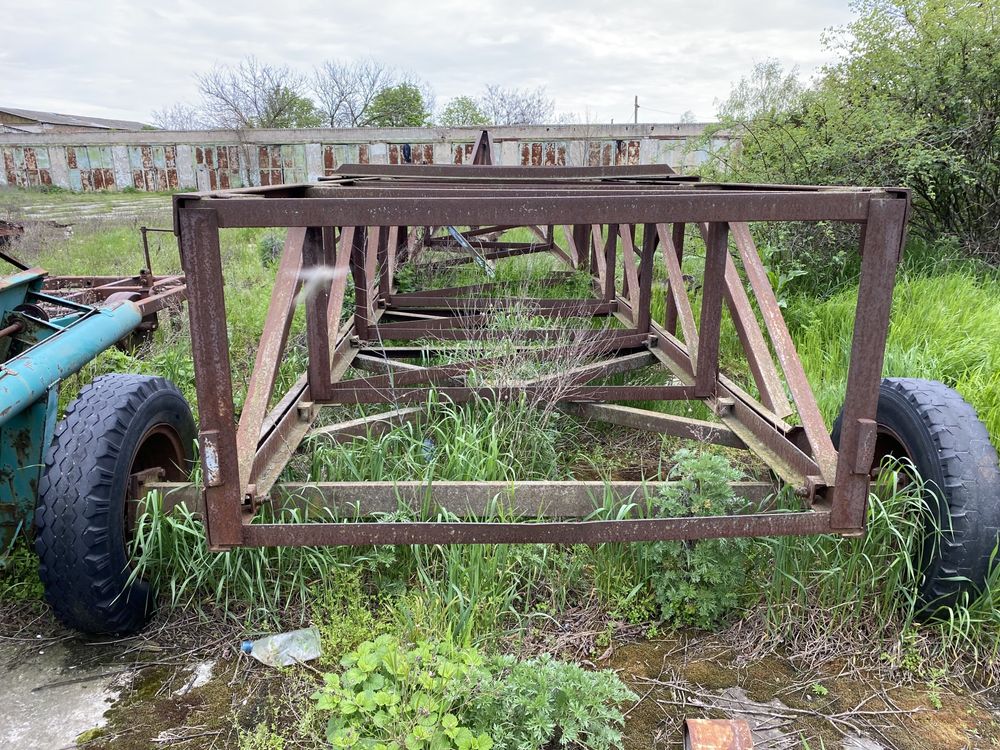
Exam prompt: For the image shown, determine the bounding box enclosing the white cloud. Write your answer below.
[0,0,855,123]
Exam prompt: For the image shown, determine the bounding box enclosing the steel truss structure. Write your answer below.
[155,153,910,551]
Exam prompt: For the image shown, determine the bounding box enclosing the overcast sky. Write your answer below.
[0,0,856,125]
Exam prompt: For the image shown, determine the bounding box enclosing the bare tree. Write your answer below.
[151,102,207,130]
[406,75,436,123]
[479,85,555,125]
[197,56,321,129]
[311,58,395,127]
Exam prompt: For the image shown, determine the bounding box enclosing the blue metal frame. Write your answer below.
[0,269,142,552]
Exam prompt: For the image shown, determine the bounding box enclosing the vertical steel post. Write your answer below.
[664,222,685,336]
[177,207,243,548]
[305,226,334,401]
[636,223,656,332]
[695,222,728,397]
[572,224,591,270]
[602,223,618,302]
[830,198,907,531]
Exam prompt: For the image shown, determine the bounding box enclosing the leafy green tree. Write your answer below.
[706,0,1000,262]
[364,83,431,127]
[439,96,489,126]
[268,90,323,128]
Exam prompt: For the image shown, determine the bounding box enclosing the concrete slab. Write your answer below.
[0,639,132,750]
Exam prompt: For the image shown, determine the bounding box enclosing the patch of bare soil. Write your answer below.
[608,635,1000,749]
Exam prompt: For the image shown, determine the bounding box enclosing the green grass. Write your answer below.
[789,270,1000,437]
[760,462,1000,681]
[31,221,307,415]
[0,185,175,213]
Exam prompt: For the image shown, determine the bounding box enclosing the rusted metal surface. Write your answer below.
[176,207,243,548]
[238,510,831,547]
[564,403,747,450]
[730,222,835,481]
[469,130,493,166]
[830,197,907,531]
[130,145,179,190]
[155,479,775,517]
[2,146,54,187]
[236,227,306,487]
[162,157,910,549]
[685,719,754,749]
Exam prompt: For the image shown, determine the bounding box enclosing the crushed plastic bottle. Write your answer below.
[240,626,322,667]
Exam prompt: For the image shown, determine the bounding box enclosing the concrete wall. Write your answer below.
[0,123,728,192]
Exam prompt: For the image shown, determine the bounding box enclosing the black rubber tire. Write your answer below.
[34,374,195,635]
[833,378,1000,611]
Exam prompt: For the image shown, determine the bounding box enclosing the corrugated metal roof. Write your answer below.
[0,107,149,131]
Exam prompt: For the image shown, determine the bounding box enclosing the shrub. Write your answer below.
[638,449,751,629]
[311,636,637,750]
[469,654,637,750]
[257,231,284,267]
[701,1,1000,266]
[311,635,492,750]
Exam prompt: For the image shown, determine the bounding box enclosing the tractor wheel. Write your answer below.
[833,378,1000,612]
[34,374,195,635]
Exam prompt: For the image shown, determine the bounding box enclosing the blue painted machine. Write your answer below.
[0,262,187,557]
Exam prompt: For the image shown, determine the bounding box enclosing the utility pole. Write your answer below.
[634,95,639,124]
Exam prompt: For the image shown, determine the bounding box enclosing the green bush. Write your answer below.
[469,654,637,750]
[312,635,491,750]
[311,636,637,750]
[257,231,284,267]
[638,449,751,629]
[701,0,1000,272]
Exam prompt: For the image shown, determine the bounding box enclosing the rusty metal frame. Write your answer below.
[162,164,909,550]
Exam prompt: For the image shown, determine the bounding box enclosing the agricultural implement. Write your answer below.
[26,137,1000,635]
[0,241,189,631]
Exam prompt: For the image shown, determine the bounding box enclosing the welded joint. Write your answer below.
[799,475,823,502]
[297,401,316,422]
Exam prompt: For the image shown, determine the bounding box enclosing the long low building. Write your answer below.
[0,107,149,135]
[0,124,729,192]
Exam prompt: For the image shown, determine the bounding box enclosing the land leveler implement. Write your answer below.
[17,149,1000,636]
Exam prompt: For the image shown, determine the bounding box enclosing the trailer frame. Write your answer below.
[161,161,910,551]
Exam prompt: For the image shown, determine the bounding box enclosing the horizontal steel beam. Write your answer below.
[321,163,683,179]
[177,191,883,228]
[148,479,776,518]
[564,402,746,449]
[318,384,694,405]
[238,510,830,546]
